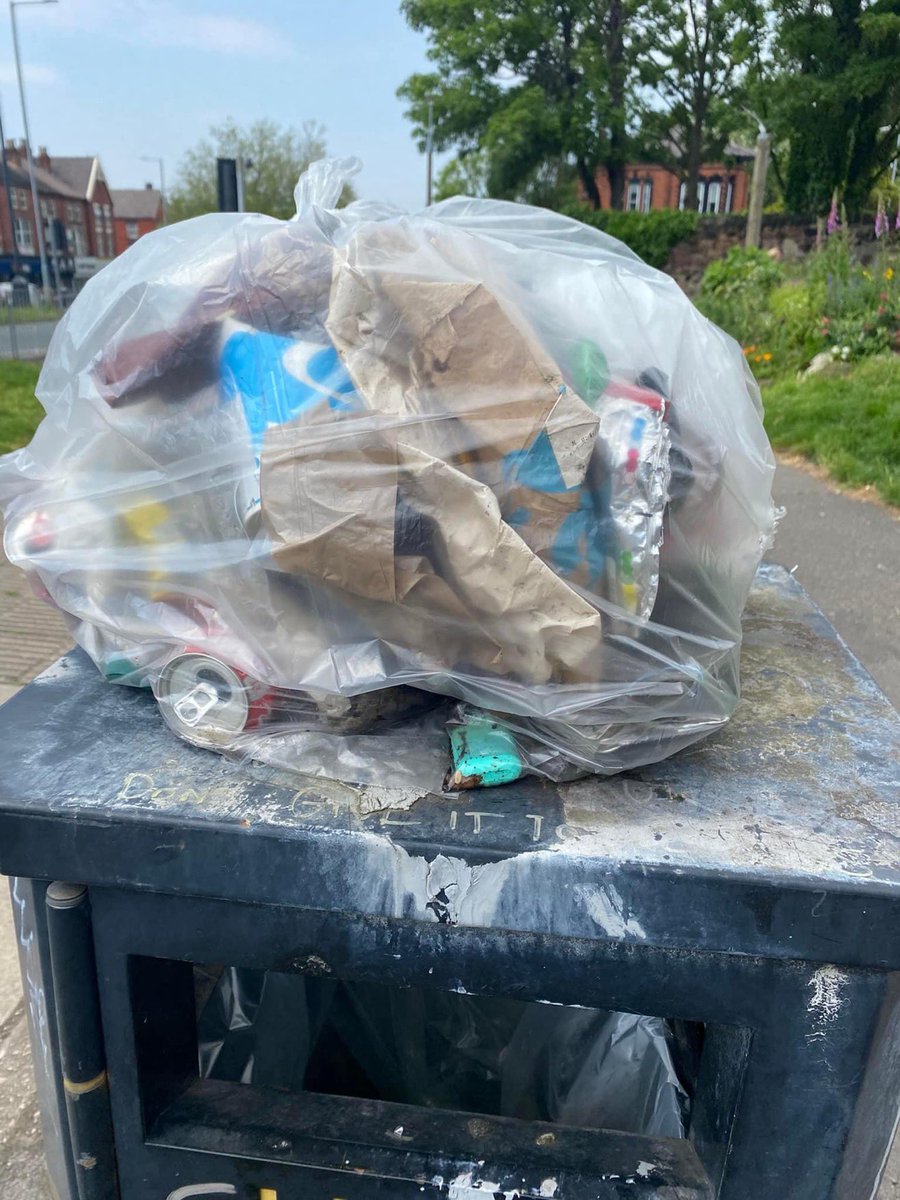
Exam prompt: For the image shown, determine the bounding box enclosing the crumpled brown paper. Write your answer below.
[263,424,602,683]
[261,222,604,685]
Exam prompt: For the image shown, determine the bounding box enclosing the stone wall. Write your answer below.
[666,214,880,292]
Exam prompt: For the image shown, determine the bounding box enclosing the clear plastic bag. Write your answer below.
[0,157,775,791]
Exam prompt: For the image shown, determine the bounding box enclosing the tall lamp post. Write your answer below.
[425,97,434,206]
[140,155,167,224]
[10,0,57,303]
[0,95,20,356]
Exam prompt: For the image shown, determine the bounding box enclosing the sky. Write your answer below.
[0,0,443,211]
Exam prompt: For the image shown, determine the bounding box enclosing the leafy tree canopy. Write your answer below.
[769,0,900,215]
[398,0,639,209]
[168,118,353,222]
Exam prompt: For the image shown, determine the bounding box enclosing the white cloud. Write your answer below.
[0,63,61,86]
[32,0,294,60]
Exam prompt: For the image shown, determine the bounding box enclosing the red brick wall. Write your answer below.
[594,162,751,213]
[89,177,115,259]
[113,213,161,257]
[5,178,39,266]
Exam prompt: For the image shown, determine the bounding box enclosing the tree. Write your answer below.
[398,0,640,210]
[434,149,490,201]
[167,118,353,222]
[769,0,900,216]
[639,0,764,210]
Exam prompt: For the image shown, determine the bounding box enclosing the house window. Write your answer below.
[627,180,641,211]
[40,199,54,219]
[725,178,734,213]
[11,188,27,211]
[93,202,101,222]
[641,181,653,213]
[704,180,722,214]
[125,221,139,241]
[67,203,81,224]
[14,215,33,253]
[680,181,721,212]
[72,226,86,256]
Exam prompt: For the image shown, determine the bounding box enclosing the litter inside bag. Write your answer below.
[195,966,694,1140]
[0,156,775,791]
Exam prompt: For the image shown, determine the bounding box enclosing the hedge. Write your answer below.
[562,206,700,268]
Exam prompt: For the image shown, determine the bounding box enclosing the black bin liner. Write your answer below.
[196,966,696,1139]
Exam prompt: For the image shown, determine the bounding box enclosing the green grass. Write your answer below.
[3,305,64,324]
[0,360,42,454]
[763,355,900,506]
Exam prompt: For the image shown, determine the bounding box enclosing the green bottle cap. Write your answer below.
[572,339,609,405]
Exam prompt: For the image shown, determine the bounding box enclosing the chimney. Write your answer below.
[145,181,153,189]
[36,145,50,170]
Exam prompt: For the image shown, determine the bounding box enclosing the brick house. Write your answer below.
[594,144,755,214]
[111,184,163,255]
[43,151,117,280]
[0,145,81,289]
[0,142,116,290]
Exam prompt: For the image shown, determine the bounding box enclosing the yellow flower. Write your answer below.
[886,267,895,281]
[763,352,772,361]
[754,354,762,363]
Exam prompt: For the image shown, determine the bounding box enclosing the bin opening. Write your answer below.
[192,964,702,1140]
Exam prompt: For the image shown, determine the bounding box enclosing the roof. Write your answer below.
[111,187,162,221]
[725,141,757,160]
[32,164,82,200]
[48,156,102,199]
[0,160,32,190]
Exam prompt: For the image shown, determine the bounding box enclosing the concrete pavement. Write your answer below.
[0,458,897,1197]
[766,460,900,708]
[0,544,71,1198]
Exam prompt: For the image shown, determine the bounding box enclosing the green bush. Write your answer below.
[562,206,699,268]
[805,232,900,361]
[700,246,784,310]
[768,280,826,360]
[696,246,786,362]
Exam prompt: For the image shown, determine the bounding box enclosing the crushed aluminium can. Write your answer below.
[156,651,277,745]
[156,646,439,750]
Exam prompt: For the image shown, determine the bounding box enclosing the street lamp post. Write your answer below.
[425,98,434,206]
[0,96,20,357]
[10,0,57,304]
[140,155,167,225]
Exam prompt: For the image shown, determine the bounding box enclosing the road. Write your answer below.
[0,318,58,360]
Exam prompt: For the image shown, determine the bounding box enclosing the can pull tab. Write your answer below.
[172,682,220,727]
